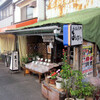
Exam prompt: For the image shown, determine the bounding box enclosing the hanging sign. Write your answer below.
[63,24,83,46]
[42,36,54,42]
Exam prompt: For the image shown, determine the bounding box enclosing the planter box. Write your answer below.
[41,81,66,100]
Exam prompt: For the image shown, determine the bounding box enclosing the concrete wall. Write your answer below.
[0,16,13,28]
[37,0,45,21]
[14,6,21,23]
[46,0,100,19]
[14,0,38,23]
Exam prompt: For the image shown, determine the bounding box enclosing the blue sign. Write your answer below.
[63,24,69,46]
[63,24,83,46]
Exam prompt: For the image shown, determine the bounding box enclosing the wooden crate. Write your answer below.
[41,81,66,100]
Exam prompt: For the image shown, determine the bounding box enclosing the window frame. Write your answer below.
[0,4,13,20]
[26,5,33,19]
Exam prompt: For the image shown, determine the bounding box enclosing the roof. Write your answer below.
[7,7,100,49]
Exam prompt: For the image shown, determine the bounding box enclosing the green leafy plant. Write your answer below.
[59,49,96,99]
[60,49,74,99]
[70,70,96,99]
[70,70,84,99]
[84,82,96,97]
[21,57,29,64]
[60,49,72,79]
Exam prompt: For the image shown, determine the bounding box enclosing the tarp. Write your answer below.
[9,7,100,49]
[0,34,15,53]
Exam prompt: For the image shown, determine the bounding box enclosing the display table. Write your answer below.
[23,62,62,83]
[41,81,66,100]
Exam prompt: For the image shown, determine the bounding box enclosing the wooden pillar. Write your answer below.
[46,43,48,59]
[51,42,56,63]
[79,45,82,72]
[73,46,79,70]
[67,46,70,64]
[52,36,57,63]
[14,34,17,51]
[93,44,97,77]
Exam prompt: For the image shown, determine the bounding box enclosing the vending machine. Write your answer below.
[10,51,18,71]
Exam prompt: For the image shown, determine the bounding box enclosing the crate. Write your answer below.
[41,81,66,100]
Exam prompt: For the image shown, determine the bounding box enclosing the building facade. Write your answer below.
[0,0,13,28]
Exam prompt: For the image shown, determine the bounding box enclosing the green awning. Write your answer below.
[8,7,100,49]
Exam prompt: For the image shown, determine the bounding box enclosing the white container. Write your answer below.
[56,80,62,89]
[76,98,85,100]
[65,98,74,100]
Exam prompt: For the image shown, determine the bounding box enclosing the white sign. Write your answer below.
[42,36,54,42]
[71,25,83,46]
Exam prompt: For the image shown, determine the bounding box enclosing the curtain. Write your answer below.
[0,34,15,53]
[18,36,27,66]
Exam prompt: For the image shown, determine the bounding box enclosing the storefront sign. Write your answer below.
[63,24,83,46]
[42,36,54,42]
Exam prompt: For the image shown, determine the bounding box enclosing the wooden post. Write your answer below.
[93,44,97,77]
[67,46,70,64]
[79,45,82,72]
[52,36,56,63]
[46,43,48,59]
[39,74,41,83]
[14,35,17,51]
[73,46,79,70]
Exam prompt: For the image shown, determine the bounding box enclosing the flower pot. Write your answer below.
[45,76,51,83]
[65,98,74,100]
[76,98,85,100]
[25,69,30,74]
[85,97,93,100]
[56,80,62,89]
[49,78,57,84]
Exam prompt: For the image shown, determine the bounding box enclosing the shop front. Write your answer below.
[6,8,100,79]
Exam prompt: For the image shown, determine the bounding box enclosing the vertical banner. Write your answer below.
[82,45,93,76]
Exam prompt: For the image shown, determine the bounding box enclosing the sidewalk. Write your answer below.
[0,62,45,100]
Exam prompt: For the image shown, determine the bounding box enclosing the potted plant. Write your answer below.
[21,56,29,65]
[70,70,87,100]
[49,71,57,84]
[56,69,63,89]
[84,82,96,100]
[59,49,74,100]
[56,80,62,89]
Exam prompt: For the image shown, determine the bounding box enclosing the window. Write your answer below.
[0,11,2,20]
[9,5,13,15]
[26,6,33,19]
[21,5,33,21]
[0,4,13,20]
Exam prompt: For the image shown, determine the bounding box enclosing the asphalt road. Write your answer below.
[0,62,45,100]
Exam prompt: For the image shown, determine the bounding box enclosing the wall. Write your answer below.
[14,6,21,23]
[0,16,13,28]
[14,0,38,23]
[37,0,45,21]
[46,0,100,19]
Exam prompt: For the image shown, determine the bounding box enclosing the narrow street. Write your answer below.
[0,62,45,100]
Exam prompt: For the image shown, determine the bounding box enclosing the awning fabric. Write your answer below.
[8,8,100,49]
